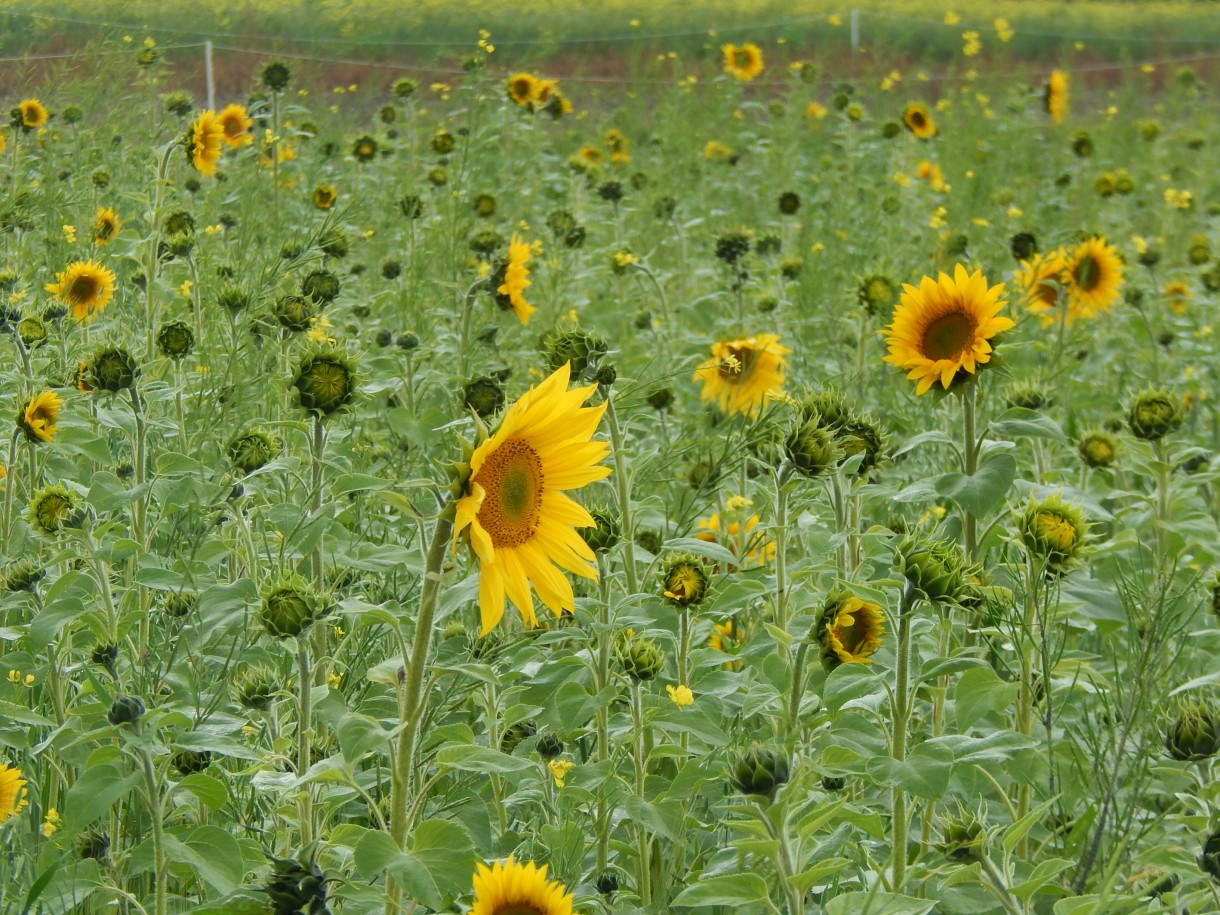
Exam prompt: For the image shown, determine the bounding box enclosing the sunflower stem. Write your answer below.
[629,680,652,906]
[386,502,454,915]
[136,743,168,915]
[1,430,18,545]
[890,582,917,893]
[603,391,638,595]
[295,640,315,847]
[129,386,151,655]
[773,467,791,636]
[961,380,979,563]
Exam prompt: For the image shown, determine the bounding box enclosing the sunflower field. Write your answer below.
[3,6,1220,915]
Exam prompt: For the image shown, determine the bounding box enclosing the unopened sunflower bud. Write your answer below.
[535,733,564,759]
[939,810,987,862]
[1004,379,1054,411]
[1010,232,1038,261]
[539,322,608,380]
[88,345,139,392]
[171,750,212,775]
[731,744,790,799]
[261,61,292,92]
[1017,496,1089,575]
[580,506,620,554]
[857,273,897,316]
[302,269,340,305]
[787,420,837,477]
[27,484,83,537]
[499,720,536,753]
[896,533,977,605]
[660,553,709,607]
[257,576,327,639]
[595,870,620,895]
[1201,830,1220,882]
[1166,701,1220,761]
[293,350,357,416]
[229,429,283,475]
[463,375,505,418]
[1128,389,1186,441]
[615,633,664,681]
[107,694,145,727]
[236,669,277,711]
[90,643,118,669]
[2,559,45,593]
[264,858,329,915]
[1078,430,1119,469]
[157,320,195,360]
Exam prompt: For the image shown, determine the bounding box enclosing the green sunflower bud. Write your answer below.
[836,417,886,476]
[731,744,790,799]
[107,694,145,727]
[27,483,83,537]
[1078,430,1119,469]
[714,230,752,265]
[293,350,358,416]
[580,505,621,554]
[499,720,536,754]
[301,269,341,305]
[939,809,987,862]
[857,273,897,316]
[229,429,283,475]
[1201,830,1220,883]
[18,317,45,349]
[171,750,212,775]
[162,592,197,618]
[1128,389,1186,441]
[463,375,505,418]
[777,191,801,215]
[90,643,118,669]
[88,345,139,392]
[400,194,424,219]
[235,668,277,711]
[594,870,620,896]
[257,576,328,639]
[815,592,886,670]
[786,420,838,478]
[264,858,328,915]
[797,388,853,429]
[157,320,195,360]
[273,295,314,333]
[660,553,709,607]
[539,321,608,380]
[217,283,252,316]
[1004,379,1054,411]
[2,558,45,593]
[261,61,292,92]
[1166,701,1220,761]
[535,733,564,759]
[1010,232,1038,261]
[392,78,416,99]
[896,533,977,605]
[615,632,664,681]
[1017,496,1090,575]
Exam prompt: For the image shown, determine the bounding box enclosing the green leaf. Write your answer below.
[989,408,1067,443]
[353,829,400,880]
[865,741,954,799]
[332,473,391,496]
[954,667,1019,730]
[825,891,935,915]
[1012,857,1073,902]
[410,818,477,899]
[337,713,392,764]
[0,698,53,728]
[62,764,140,833]
[672,873,771,907]
[933,452,1017,517]
[432,744,534,774]
[823,663,885,714]
[175,774,229,811]
[24,859,101,915]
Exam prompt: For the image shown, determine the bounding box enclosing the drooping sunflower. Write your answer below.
[0,763,26,823]
[496,234,536,326]
[902,102,937,139]
[470,857,574,915]
[187,110,225,176]
[1015,247,1070,326]
[818,594,885,667]
[216,103,253,148]
[882,265,1013,395]
[18,391,63,444]
[722,43,764,81]
[453,363,610,635]
[693,333,790,417]
[507,73,538,106]
[92,207,121,246]
[1063,236,1123,319]
[1044,70,1068,124]
[17,99,48,130]
[45,259,117,323]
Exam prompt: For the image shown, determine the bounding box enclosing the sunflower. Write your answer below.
[496,234,536,326]
[902,102,937,139]
[1015,248,1069,326]
[819,595,885,665]
[722,43,764,81]
[453,363,610,635]
[18,391,63,444]
[1045,70,1068,124]
[693,333,789,417]
[1164,281,1191,316]
[0,764,26,823]
[1064,237,1123,319]
[470,857,574,915]
[18,99,48,130]
[92,207,121,246]
[882,265,1012,395]
[507,73,538,106]
[45,259,117,323]
[187,110,225,176]
[216,103,253,148]
[313,184,338,210]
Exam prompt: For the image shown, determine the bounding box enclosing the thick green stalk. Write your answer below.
[137,747,168,915]
[773,469,790,634]
[630,681,652,906]
[961,382,979,562]
[604,392,638,595]
[296,641,314,846]
[890,585,916,893]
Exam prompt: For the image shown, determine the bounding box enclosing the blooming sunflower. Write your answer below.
[187,110,225,176]
[882,265,1012,395]
[902,102,937,139]
[507,73,538,106]
[470,857,574,915]
[1063,236,1123,319]
[453,363,610,635]
[819,595,885,665]
[496,234,536,326]
[18,99,48,130]
[18,391,63,444]
[1015,248,1070,326]
[722,43,764,81]
[1164,281,1191,316]
[215,103,253,148]
[92,207,121,246]
[1045,70,1068,124]
[0,764,26,823]
[693,333,790,417]
[313,184,338,210]
[45,259,116,323]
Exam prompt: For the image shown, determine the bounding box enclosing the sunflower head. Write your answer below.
[694,334,790,417]
[44,259,117,323]
[156,321,195,360]
[293,350,359,416]
[615,632,664,681]
[470,856,574,915]
[1017,495,1090,575]
[731,744,790,799]
[258,575,328,640]
[1166,700,1220,762]
[185,110,225,177]
[17,390,63,444]
[88,346,139,393]
[1128,388,1186,441]
[1045,70,1069,123]
[229,429,283,475]
[660,552,710,607]
[352,134,378,163]
[261,61,292,92]
[493,234,535,326]
[1078,430,1119,469]
[92,207,121,245]
[722,43,764,81]
[14,99,48,131]
[0,764,27,823]
[858,273,898,316]
[538,320,607,380]
[507,73,539,106]
[312,184,338,210]
[896,533,977,605]
[216,103,253,148]
[1064,237,1123,318]
[816,593,886,670]
[882,265,1012,396]
[902,102,937,139]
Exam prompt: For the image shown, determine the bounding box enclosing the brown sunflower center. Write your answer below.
[921,311,976,361]
[1073,255,1101,292]
[718,344,753,381]
[97,219,115,240]
[832,611,867,654]
[512,79,532,99]
[492,906,547,915]
[734,50,751,69]
[30,404,52,426]
[909,110,926,128]
[68,275,99,304]
[477,438,545,548]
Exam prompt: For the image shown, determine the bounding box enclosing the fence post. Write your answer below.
[205,40,215,110]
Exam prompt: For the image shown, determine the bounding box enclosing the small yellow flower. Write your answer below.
[929,206,948,229]
[177,279,193,298]
[6,671,19,685]
[41,807,60,837]
[1007,205,1023,219]
[327,672,343,689]
[944,11,961,25]
[994,18,1014,41]
[62,225,76,243]
[804,101,828,121]
[828,14,842,26]
[23,675,33,687]
[547,758,574,787]
[306,314,337,345]
[725,494,752,512]
[333,624,345,638]
[666,684,694,707]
